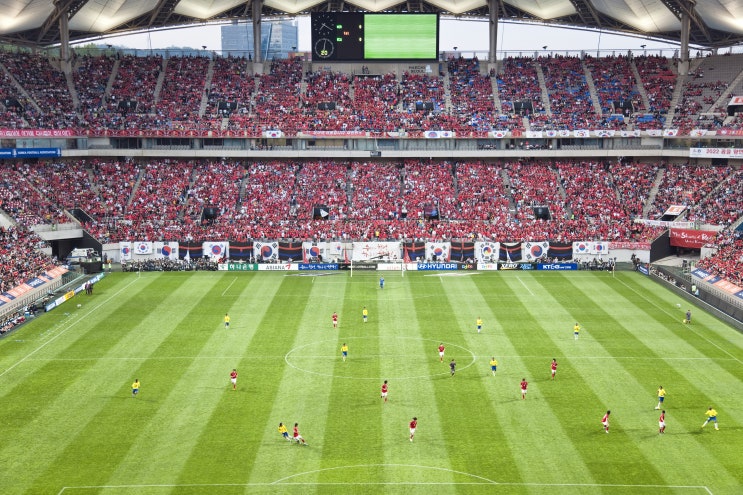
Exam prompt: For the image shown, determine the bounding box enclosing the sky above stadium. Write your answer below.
[99,17,684,56]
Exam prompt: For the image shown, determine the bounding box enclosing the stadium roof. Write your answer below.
[0,0,741,49]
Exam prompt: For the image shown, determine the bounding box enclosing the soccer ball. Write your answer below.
[676,303,681,308]
[682,319,686,324]
[77,304,82,308]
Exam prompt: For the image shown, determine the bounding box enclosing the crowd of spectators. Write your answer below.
[4,50,743,134]
[0,158,735,246]
[156,55,210,129]
[0,225,57,293]
[496,57,542,128]
[648,163,727,218]
[539,55,600,129]
[583,54,642,125]
[632,55,675,129]
[696,229,743,287]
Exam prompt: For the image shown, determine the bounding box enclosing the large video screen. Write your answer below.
[311,13,439,61]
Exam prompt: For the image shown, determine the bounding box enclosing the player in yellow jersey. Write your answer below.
[278,422,291,441]
[224,313,230,329]
[702,407,719,430]
[655,386,666,410]
[573,322,580,340]
[131,379,140,397]
[341,343,348,362]
[362,306,368,323]
[476,317,483,333]
[490,357,498,376]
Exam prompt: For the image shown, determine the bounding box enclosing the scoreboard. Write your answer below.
[311,13,439,61]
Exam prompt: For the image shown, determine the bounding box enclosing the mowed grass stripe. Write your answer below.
[498,272,669,486]
[317,274,386,483]
[97,273,260,487]
[533,272,741,490]
[246,273,345,485]
[423,274,527,488]
[174,273,293,486]
[588,273,743,490]
[611,274,743,363]
[456,272,598,486]
[25,273,224,493]
[0,274,192,494]
[377,272,456,486]
[472,273,617,487]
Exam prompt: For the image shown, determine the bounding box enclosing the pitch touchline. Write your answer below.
[29,354,736,362]
[0,277,141,379]
[614,277,743,367]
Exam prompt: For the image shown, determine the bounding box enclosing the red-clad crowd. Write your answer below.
[2,50,743,135]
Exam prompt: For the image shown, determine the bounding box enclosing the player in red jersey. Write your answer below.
[409,417,417,442]
[438,343,445,362]
[658,410,666,434]
[332,312,338,328]
[381,380,388,403]
[602,410,611,433]
[520,378,528,399]
[550,359,558,380]
[293,423,308,445]
[230,369,238,391]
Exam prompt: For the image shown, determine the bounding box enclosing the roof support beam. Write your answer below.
[148,0,181,28]
[253,0,263,64]
[36,0,87,45]
[567,0,602,28]
[488,0,499,64]
[660,0,712,44]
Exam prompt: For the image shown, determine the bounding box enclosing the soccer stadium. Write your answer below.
[1,1,743,494]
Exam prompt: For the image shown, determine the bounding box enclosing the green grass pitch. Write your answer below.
[1,270,742,494]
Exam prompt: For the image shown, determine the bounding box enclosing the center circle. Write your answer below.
[284,336,477,380]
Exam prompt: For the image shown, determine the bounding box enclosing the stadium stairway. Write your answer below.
[535,62,552,114]
[581,61,604,115]
[630,60,652,111]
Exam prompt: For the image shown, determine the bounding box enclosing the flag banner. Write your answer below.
[525,131,543,138]
[593,129,615,137]
[449,241,474,262]
[663,129,679,137]
[669,229,717,249]
[352,242,400,261]
[301,242,342,262]
[490,130,508,138]
[620,130,641,137]
[119,242,132,261]
[426,242,451,262]
[254,241,279,262]
[279,241,303,261]
[134,241,153,255]
[574,130,590,137]
[154,241,179,260]
[591,242,609,255]
[646,129,662,137]
[558,130,571,137]
[179,241,202,260]
[545,130,557,137]
[403,241,426,263]
[689,129,708,137]
[572,241,590,256]
[523,241,549,261]
[548,242,573,259]
[203,242,229,260]
[263,130,284,138]
[475,242,499,263]
[229,241,254,260]
[499,242,522,262]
